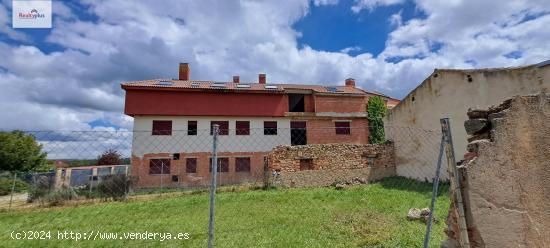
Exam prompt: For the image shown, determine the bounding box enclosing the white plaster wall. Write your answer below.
[385,64,550,181]
[131,116,292,157]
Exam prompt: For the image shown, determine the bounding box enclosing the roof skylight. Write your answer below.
[156,81,173,86]
[211,83,226,88]
[325,87,342,92]
[264,85,278,90]
[236,84,251,88]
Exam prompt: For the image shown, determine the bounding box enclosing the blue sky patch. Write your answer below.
[88,119,120,129]
[504,50,522,59]
[293,0,424,56]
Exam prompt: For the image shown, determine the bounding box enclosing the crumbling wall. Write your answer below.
[267,143,395,187]
[444,93,550,247]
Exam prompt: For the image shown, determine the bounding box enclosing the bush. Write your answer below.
[28,175,55,202]
[43,187,77,206]
[96,174,133,201]
[0,177,29,196]
[75,187,100,199]
[97,149,122,165]
[367,96,387,144]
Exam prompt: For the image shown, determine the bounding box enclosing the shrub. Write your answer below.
[43,187,77,206]
[367,96,387,144]
[96,174,133,201]
[76,186,105,199]
[28,175,55,202]
[0,177,29,196]
[97,149,122,165]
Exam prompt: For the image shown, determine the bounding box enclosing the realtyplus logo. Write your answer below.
[12,0,52,28]
[18,9,45,19]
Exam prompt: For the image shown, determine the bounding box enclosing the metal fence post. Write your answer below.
[423,122,447,248]
[208,124,219,248]
[89,175,93,198]
[441,118,470,248]
[263,156,270,189]
[160,160,164,196]
[8,172,17,212]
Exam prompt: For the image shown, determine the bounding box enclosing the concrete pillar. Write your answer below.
[54,168,63,189]
[64,168,72,187]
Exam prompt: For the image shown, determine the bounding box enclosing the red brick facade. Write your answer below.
[132,151,268,188]
[304,94,315,112]
[314,95,367,113]
[306,119,369,144]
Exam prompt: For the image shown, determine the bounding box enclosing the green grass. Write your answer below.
[0,177,449,247]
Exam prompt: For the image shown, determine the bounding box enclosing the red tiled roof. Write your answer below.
[121,79,367,95]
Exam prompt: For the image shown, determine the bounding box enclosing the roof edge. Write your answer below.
[389,59,550,111]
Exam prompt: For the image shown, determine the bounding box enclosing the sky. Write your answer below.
[0,0,549,132]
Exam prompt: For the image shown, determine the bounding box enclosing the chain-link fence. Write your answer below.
[0,125,452,247]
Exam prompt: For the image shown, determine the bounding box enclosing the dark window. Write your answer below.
[335,121,351,135]
[235,157,251,172]
[188,121,197,135]
[299,159,314,170]
[291,121,307,146]
[209,158,229,172]
[173,153,180,160]
[149,159,170,174]
[288,94,305,112]
[152,121,172,135]
[236,121,250,135]
[264,121,277,135]
[186,158,197,173]
[172,175,179,182]
[211,121,229,135]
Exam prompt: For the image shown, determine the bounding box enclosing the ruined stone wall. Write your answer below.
[267,143,395,187]
[444,93,550,248]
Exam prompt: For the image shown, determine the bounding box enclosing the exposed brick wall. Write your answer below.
[131,151,267,188]
[443,93,550,248]
[267,143,395,187]
[314,95,367,113]
[304,94,315,112]
[306,119,369,144]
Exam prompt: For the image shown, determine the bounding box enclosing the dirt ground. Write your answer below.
[0,193,28,209]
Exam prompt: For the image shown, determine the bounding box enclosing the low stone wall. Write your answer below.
[443,93,550,248]
[267,143,395,187]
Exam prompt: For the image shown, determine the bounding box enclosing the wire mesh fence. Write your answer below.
[0,125,451,247]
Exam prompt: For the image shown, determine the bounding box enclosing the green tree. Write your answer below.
[0,131,48,172]
[97,149,122,165]
[367,96,387,144]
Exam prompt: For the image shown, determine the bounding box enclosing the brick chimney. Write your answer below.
[259,73,266,84]
[345,78,355,87]
[233,75,240,83]
[179,63,190,80]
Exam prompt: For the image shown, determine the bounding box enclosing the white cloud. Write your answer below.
[340,46,362,54]
[381,0,550,68]
[351,0,405,13]
[313,0,339,6]
[389,10,402,27]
